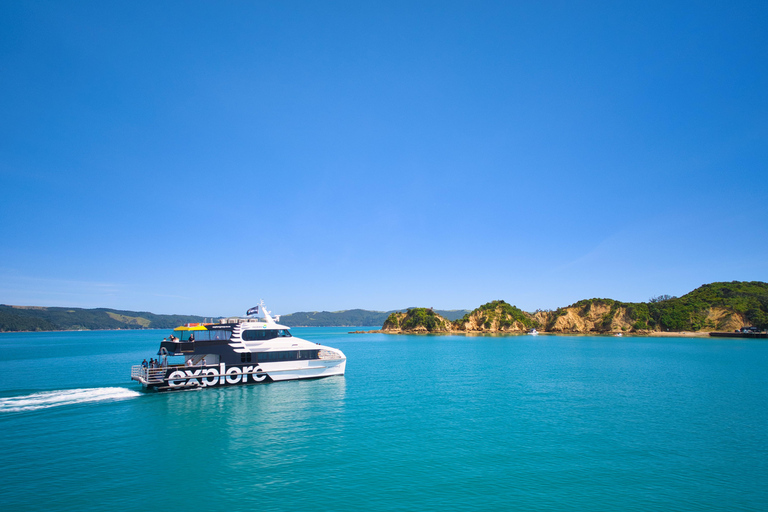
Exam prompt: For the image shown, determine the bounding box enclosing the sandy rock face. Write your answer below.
[541,300,749,334]
[546,303,634,333]
[532,311,550,326]
[706,308,746,331]
[454,302,534,333]
[381,312,406,333]
[547,309,587,332]
[609,307,635,332]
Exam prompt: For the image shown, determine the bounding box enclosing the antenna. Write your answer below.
[259,299,276,325]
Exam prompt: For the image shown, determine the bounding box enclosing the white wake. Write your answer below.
[0,387,141,412]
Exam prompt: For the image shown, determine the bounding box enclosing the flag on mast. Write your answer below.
[246,306,259,316]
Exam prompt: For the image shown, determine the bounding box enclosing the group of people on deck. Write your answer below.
[141,358,164,369]
[162,334,194,342]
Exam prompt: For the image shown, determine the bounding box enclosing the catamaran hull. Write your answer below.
[132,360,346,392]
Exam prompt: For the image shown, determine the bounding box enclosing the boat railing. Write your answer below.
[131,365,167,384]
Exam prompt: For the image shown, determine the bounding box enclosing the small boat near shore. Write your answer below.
[130,301,346,391]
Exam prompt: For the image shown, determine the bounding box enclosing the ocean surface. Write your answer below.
[1,329,766,511]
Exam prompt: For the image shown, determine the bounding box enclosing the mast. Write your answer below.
[259,299,277,325]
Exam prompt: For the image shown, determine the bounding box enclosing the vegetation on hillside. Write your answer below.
[545,297,633,331]
[383,312,400,329]
[384,281,768,334]
[280,309,391,327]
[456,300,537,329]
[546,281,768,332]
[4,281,764,334]
[402,308,446,331]
[0,310,58,332]
[383,308,451,332]
[280,308,470,327]
[650,281,768,330]
[0,304,471,331]
[0,305,207,332]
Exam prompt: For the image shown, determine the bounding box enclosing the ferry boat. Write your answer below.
[130,302,346,391]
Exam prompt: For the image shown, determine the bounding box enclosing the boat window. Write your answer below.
[208,329,231,341]
[277,329,292,337]
[256,350,318,362]
[177,331,193,341]
[240,353,252,363]
[181,330,206,341]
[192,330,211,341]
[173,329,230,341]
[242,329,279,341]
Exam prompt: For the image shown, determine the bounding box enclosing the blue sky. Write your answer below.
[1,1,766,317]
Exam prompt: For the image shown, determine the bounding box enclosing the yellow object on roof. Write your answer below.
[173,324,210,331]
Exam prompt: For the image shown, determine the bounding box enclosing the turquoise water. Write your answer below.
[1,329,767,511]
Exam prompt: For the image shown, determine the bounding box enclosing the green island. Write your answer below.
[376,281,768,335]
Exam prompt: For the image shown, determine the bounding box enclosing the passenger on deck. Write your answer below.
[201,357,207,366]
[142,359,148,368]
[189,333,195,342]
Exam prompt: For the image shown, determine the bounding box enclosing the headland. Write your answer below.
[365,281,768,337]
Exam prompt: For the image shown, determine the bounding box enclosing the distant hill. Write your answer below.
[279,309,389,327]
[279,308,470,327]
[0,305,207,332]
[0,304,470,332]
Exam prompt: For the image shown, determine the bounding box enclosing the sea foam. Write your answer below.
[0,387,141,412]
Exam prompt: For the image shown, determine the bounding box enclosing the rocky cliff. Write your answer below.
[453,300,536,333]
[543,301,636,333]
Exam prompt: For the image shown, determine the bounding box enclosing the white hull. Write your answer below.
[264,359,347,381]
[132,358,346,391]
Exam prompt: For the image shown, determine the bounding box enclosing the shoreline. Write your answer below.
[1,328,751,340]
[1,325,379,334]
[0,328,170,334]
[645,331,712,338]
[350,330,718,338]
